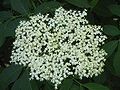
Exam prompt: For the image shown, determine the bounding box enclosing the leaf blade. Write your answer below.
[84,83,109,90]
[0,64,22,90]
[103,40,118,58]
[103,25,120,36]
[10,0,31,15]
[90,0,99,9]
[12,69,32,90]
[0,11,13,22]
[60,78,73,90]
[0,24,5,47]
[113,41,120,76]
[65,0,90,8]
[35,1,61,14]
[109,5,120,17]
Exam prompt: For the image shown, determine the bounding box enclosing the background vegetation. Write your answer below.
[0,0,120,90]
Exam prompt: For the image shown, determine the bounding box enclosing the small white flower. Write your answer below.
[11,7,107,89]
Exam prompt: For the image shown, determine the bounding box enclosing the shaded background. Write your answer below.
[0,0,120,90]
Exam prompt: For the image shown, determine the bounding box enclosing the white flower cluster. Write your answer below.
[11,7,107,89]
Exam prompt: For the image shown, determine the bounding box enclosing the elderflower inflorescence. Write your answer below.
[11,7,107,89]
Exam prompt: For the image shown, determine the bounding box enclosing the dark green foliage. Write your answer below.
[30,80,39,90]
[0,24,6,47]
[0,11,13,22]
[93,72,107,84]
[65,0,90,8]
[113,42,120,76]
[4,18,22,37]
[0,0,120,90]
[0,18,22,47]
[103,40,118,58]
[10,0,31,15]
[0,64,22,90]
[92,0,114,17]
[84,83,110,90]
[109,5,120,17]
[70,84,80,90]
[11,69,32,90]
[35,1,61,14]
[60,78,73,90]
[103,25,120,36]
[44,81,54,90]
[90,0,99,9]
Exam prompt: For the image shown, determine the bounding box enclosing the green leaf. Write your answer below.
[2,0,11,8]
[60,78,73,90]
[36,81,44,89]
[10,0,31,15]
[0,64,22,90]
[80,85,84,90]
[0,24,5,47]
[103,40,118,58]
[35,1,61,14]
[30,80,39,90]
[93,0,114,17]
[0,67,4,73]
[0,18,21,47]
[103,25,120,36]
[93,72,107,84]
[0,11,13,22]
[4,18,22,37]
[65,0,90,8]
[109,5,120,17]
[90,0,99,9]
[84,83,109,90]
[70,84,80,90]
[44,81,54,90]
[113,41,120,76]
[12,69,32,90]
